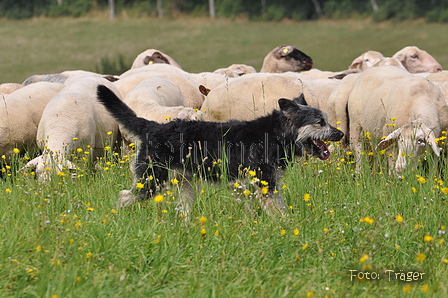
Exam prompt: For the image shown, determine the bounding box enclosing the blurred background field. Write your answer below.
[1,17,448,84]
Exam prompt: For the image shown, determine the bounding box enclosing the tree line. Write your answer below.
[1,0,448,22]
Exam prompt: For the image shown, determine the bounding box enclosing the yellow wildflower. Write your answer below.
[261,186,269,195]
[403,285,412,293]
[417,176,427,183]
[154,195,164,203]
[199,216,207,224]
[416,253,426,262]
[303,193,311,201]
[363,216,374,224]
[13,148,20,154]
[424,235,434,242]
[359,254,369,263]
[396,215,403,223]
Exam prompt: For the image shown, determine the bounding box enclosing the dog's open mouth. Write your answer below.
[311,139,331,160]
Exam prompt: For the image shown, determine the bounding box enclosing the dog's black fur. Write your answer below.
[96,84,343,213]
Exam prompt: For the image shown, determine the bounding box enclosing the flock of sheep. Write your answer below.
[1,44,447,180]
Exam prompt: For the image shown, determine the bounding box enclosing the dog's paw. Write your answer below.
[117,190,137,207]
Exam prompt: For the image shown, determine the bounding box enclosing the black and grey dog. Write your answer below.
[96,85,343,215]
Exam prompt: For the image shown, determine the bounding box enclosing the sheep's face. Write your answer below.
[274,46,313,72]
[393,46,442,74]
[378,122,441,175]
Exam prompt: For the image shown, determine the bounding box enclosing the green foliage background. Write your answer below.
[2,0,448,22]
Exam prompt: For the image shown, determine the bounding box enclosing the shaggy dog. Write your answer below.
[96,85,343,215]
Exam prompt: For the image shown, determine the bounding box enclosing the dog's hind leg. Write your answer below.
[257,191,287,217]
[175,182,195,220]
[172,171,196,220]
[117,189,138,207]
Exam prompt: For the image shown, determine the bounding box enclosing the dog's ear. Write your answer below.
[293,94,307,106]
[278,98,300,111]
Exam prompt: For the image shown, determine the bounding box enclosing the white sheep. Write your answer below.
[302,51,386,80]
[426,70,448,83]
[0,82,64,156]
[348,50,385,71]
[214,64,257,77]
[200,73,322,122]
[346,66,448,174]
[0,83,24,94]
[392,46,442,73]
[23,77,120,179]
[61,70,119,85]
[260,45,313,73]
[372,57,407,70]
[119,77,203,147]
[22,74,69,85]
[116,70,207,109]
[131,49,182,69]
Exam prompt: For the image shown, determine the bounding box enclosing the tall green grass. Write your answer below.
[0,139,447,297]
[1,17,448,83]
[1,17,447,297]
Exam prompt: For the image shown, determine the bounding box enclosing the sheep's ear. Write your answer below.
[278,98,299,111]
[392,47,408,63]
[421,124,441,156]
[275,46,293,59]
[349,54,363,69]
[293,94,307,106]
[152,51,170,64]
[20,156,42,172]
[143,56,154,65]
[199,85,210,96]
[426,131,441,157]
[378,128,402,150]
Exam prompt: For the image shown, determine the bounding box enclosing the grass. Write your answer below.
[0,16,447,297]
[0,139,447,297]
[1,17,448,83]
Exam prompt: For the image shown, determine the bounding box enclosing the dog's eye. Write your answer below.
[317,119,326,126]
[410,54,419,59]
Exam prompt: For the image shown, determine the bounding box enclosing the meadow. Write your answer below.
[0,17,448,297]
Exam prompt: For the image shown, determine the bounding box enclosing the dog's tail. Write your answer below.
[96,84,148,136]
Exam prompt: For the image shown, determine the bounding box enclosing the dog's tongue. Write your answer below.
[313,140,330,160]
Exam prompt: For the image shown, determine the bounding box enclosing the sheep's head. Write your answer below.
[392,46,442,73]
[349,50,384,71]
[261,45,313,73]
[377,121,441,176]
[143,51,170,66]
